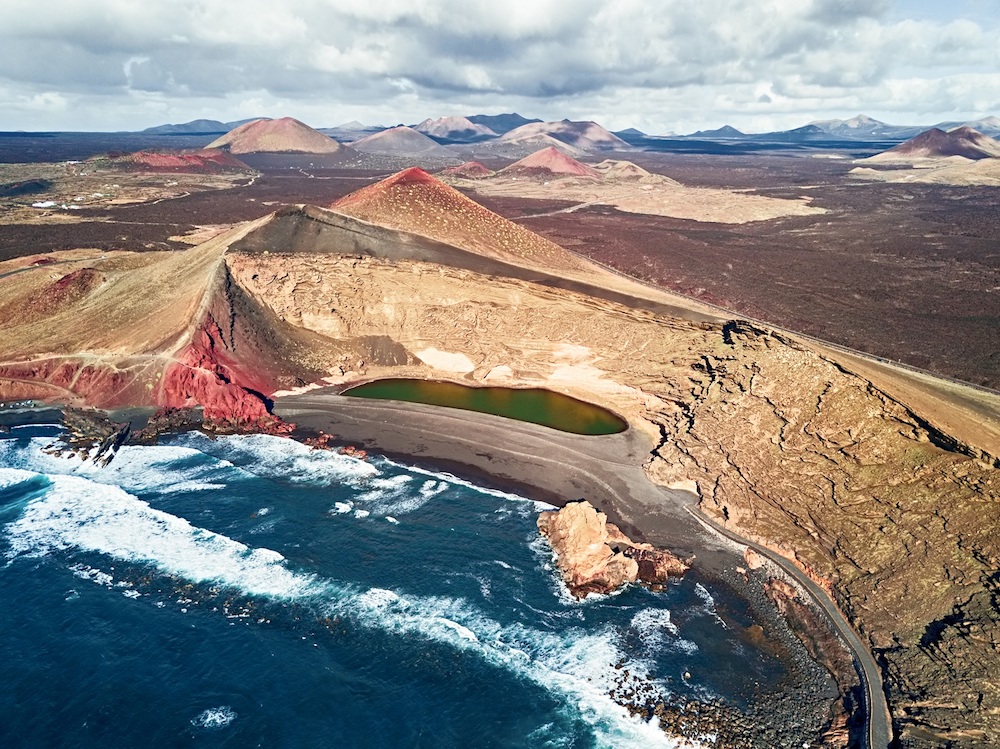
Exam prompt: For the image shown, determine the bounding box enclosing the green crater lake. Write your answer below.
[342,379,628,435]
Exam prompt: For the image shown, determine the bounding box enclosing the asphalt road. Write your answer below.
[685,508,892,749]
[276,393,892,747]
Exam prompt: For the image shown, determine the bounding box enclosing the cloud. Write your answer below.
[0,0,996,131]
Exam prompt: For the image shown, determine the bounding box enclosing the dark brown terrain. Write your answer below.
[1,140,997,392]
[477,153,1000,390]
[2,136,999,746]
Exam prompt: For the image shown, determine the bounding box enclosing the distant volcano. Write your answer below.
[350,126,457,160]
[687,125,746,138]
[102,149,254,174]
[415,117,497,142]
[206,118,344,154]
[466,112,541,135]
[869,127,1000,161]
[330,167,590,273]
[439,161,495,179]
[500,147,600,178]
[499,120,629,152]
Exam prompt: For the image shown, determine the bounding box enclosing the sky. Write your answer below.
[1,0,998,134]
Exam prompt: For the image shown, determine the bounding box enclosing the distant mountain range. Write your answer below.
[137,112,1000,163]
[142,118,262,135]
[686,115,1000,141]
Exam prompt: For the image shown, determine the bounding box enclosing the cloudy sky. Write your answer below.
[2,0,998,134]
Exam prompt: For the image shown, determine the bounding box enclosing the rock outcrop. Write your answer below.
[536,500,688,597]
[3,180,999,746]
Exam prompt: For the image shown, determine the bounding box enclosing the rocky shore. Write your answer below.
[536,499,689,597]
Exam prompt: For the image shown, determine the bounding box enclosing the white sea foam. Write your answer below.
[178,432,378,485]
[352,474,439,517]
[630,608,698,655]
[0,439,227,496]
[632,608,679,639]
[694,583,715,607]
[377,456,553,509]
[2,440,701,748]
[69,563,114,587]
[191,706,236,729]
[0,467,40,491]
[5,472,320,599]
[419,479,449,499]
[694,582,726,628]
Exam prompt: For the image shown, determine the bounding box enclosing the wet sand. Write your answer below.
[276,390,743,572]
[274,390,889,747]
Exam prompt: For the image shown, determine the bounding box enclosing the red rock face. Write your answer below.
[157,312,284,431]
[0,356,154,408]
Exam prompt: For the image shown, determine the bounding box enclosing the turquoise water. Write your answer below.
[342,379,628,435]
[0,425,785,747]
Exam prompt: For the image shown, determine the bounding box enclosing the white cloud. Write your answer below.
[0,0,996,132]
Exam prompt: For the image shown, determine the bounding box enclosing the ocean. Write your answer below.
[0,423,787,747]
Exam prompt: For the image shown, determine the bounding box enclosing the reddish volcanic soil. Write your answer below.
[3,152,998,391]
[108,149,253,173]
[502,147,600,178]
[331,167,592,273]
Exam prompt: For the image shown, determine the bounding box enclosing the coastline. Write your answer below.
[275,390,874,744]
[274,390,725,564]
[2,395,873,746]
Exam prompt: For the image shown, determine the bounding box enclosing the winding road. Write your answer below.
[685,507,892,749]
[276,393,892,747]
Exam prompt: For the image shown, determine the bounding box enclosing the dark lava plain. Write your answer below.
[479,153,1000,390]
[2,133,998,391]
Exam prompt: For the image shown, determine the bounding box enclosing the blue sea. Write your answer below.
[0,424,785,747]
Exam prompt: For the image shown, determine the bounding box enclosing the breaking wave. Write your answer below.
[0,428,734,747]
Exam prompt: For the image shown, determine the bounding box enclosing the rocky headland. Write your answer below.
[1,168,997,746]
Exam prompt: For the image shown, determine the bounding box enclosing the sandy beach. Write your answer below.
[274,390,737,567]
[275,390,889,746]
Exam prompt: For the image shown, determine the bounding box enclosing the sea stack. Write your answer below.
[537,500,688,597]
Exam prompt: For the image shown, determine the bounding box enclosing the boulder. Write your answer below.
[537,500,688,597]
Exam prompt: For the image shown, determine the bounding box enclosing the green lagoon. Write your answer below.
[342,378,628,435]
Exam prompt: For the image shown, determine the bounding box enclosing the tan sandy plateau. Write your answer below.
[1,168,997,747]
[446,158,826,223]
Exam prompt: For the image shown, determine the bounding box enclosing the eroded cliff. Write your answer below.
[224,237,998,747]
[2,199,997,745]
